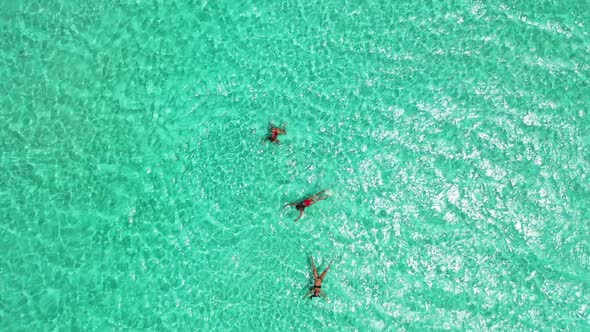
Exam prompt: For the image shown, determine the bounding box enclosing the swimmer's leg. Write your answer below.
[319,260,333,281]
[312,190,330,202]
[310,256,318,279]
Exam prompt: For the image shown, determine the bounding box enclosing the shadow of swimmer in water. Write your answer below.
[284,190,330,222]
[304,255,333,301]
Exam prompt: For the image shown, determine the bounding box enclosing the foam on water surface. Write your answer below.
[1,0,589,330]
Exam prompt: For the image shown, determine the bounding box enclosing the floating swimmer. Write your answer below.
[305,255,332,300]
[284,190,330,222]
[267,122,286,143]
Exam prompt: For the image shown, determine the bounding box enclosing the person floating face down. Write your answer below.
[284,190,330,222]
[306,256,333,301]
[267,123,286,143]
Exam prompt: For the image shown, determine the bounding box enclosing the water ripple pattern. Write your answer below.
[1,0,589,330]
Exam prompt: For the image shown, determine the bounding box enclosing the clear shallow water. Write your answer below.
[1,0,589,330]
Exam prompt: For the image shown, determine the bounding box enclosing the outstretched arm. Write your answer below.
[319,260,333,281]
[294,210,304,222]
[303,289,314,299]
[320,290,329,302]
[310,256,318,279]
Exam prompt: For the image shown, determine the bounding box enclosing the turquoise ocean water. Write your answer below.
[1,0,589,330]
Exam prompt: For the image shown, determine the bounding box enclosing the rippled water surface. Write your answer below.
[1,0,589,330]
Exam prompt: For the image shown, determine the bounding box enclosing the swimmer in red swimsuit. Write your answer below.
[284,190,330,222]
[305,255,332,300]
[267,122,286,143]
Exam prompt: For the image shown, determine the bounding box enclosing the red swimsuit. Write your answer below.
[303,199,312,207]
[269,128,279,142]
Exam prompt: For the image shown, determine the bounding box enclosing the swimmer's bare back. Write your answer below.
[305,255,332,300]
[284,190,330,222]
[267,122,286,143]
